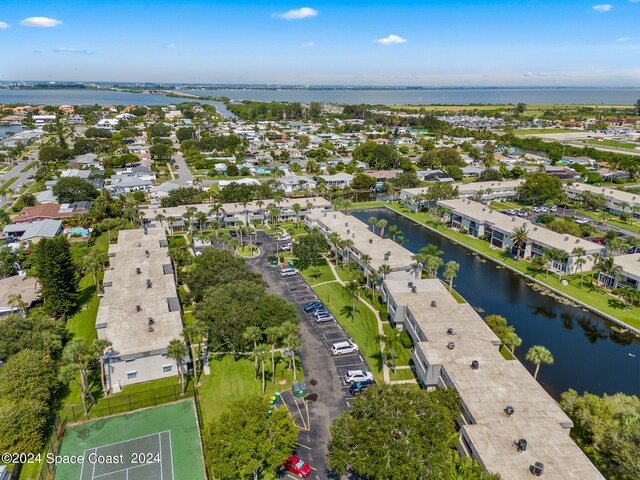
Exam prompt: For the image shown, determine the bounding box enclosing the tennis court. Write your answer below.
[56,401,205,480]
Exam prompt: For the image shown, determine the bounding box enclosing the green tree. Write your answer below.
[352,172,376,190]
[292,228,329,269]
[203,396,297,480]
[167,339,188,395]
[52,177,99,203]
[516,172,563,205]
[342,281,360,322]
[253,343,269,394]
[376,219,388,237]
[182,321,206,383]
[7,293,27,317]
[82,249,107,294]
[93,338,113,395]
[32,236,78,318]
[378,328,404,374]
[510,226,529,261]
[526,345,554,380]
[244,326,263,379]
[59,338,97,417]
[329,384,460,479]
[502,331,522,355]
[284,333,301,383]
[443,260,459,291]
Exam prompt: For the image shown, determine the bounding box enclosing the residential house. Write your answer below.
[0,275,39,316]
[3,219,63,244]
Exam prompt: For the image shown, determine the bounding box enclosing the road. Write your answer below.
[0,152,38,205]
[170,153,194,185]
[544,207,640,241]
[245,232,371,480]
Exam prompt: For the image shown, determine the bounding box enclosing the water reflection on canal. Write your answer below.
[351,208,640,399]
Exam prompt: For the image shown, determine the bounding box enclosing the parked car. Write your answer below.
[331,340,359,356]
[312,309,330,318]
[26,174,33,179]
[592,237,607,244]
[575,218,590,225]
[280,243,293,251]
[550,205,558,213]
[280,268,298,277]
[345,370,374,384]
[303,301,324,312]
[282,456,311,478]
[315,314,335,323]
[349,379,376,395]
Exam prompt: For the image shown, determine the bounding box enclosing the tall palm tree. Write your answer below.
[377,264,392,280]
[328,232,341,265]
[265,326,283,384]
[7,293,27,317]
[284,334,302,382]
[342,281,360,322]
[510,226,529,261]
[195,211,208,237]
[167,339,189,394]
[182,321,206,383]
[93,338,112,395]
[256,200,265,224]
[503,331,522,356]
[292,203,302,228]
[155,213,165,226]
[387,225,399,241]
[243,326,263,378]
[376,219,389,237]
[339,239,354,268]
[526,345,554,380]
[368,216,377,233]
[443,261,460,292]
[377,328,404,374]
[360,253,372,291]
[167,216,176,235]
[82,251,105,294]
[571,247,587,287]
[254,344,269,394]
[208,203,225,225]
[183,206,198,235]
[597,255,622,289]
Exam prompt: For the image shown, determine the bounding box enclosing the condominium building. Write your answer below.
[437,199,604,274]
[141,196,331,230]
[600,253,640,290]
[564,182,640,219]
[381,278,603,480]
[96,226,184,392]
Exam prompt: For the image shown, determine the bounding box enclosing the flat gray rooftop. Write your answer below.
[306,210,415,271]
[96,227,183,357]
[614,253,640,278]
[385,278,603,480]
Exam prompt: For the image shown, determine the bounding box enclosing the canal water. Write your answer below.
[351,208,640,399]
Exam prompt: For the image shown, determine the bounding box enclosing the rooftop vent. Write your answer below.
[136,267,141,275]
[575,239,580,244]
[515,438,527,452]
[146,279,152,289]
[470,360,479,370]
[322,211,327,217]
[533,226,538,231]
[352,233,355,239]
[447,341,455,350]
[137,243,141,247]
[345,222,349,227]
[136,305,141,312]
[369,238,373,244]
[347,229,350,234]
[411,286,417,293]
[384,253,390,261]
[504,405,515,416]
[333,214,336,219]
[529,462,544,477]
[564,236,569,241]
[144,228,148,235]
[431,300,437,308]
[148,325,154,333]
[408,281,414,288]
[447,328,455,335]
[147,317,155,325]
[512,217,516,222]
[145,250,150,257]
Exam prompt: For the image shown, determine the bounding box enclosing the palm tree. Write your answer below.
[376,219,388,237]
[155,213,165,226]
[443,261,460,292]
[328,232,341,265]
[284,334,302,382]
[82,251,105,294]
[93,338,113,395]
[368,216,377,232]
[208,203,225,224]
[265,326,283,384]
[378,328,404,374]
[571,247,587,287]
[243,326,263,378]
[254,344,269,394]
[526,345,554,380]
[292,203,302,228]
[387,225,399,241]
[597,255,622,289]
[7,293,27,317]
[339,238,354,268]
[255,200,265,224]
[167,216,176,235]
[503,331,522,356]
[360,253,372,291]
[182,321,206,384]
[195,211,208,236]
[510,226,529,261]
[167,339,189,394]
[608,237,628,256]
[377,264,392,280]
[342,281,360,322]
[183,206,197,235]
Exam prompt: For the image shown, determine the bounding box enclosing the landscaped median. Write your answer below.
[386,203,640,331]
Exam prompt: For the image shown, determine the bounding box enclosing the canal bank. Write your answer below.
[350,206,640,399]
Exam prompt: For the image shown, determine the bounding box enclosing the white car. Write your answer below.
[575,218,590,225]
[345,370,374,384]
[280,267,298,277]
[280,243,292,251]
[331,340,359,356]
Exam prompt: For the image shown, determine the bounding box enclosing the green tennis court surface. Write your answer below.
[55,401,205,480]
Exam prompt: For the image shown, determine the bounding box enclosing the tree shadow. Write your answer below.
[608,298,627,310]
[73,283,96,315]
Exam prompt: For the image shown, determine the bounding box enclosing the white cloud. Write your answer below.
[272,7,318,20]
[592,4,613,12]
[523,72,548,77]
[165,43,176,49]
[374,34,407,46]
[301,41,315,48]
[52,47,93,55]
[20,16,62,27]
[629,0,640,3]
[0,21,10,29]
[616,36,632,42]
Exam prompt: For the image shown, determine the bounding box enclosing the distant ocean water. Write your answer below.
[1,87,639,108]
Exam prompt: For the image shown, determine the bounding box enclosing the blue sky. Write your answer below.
[1,0,639,85]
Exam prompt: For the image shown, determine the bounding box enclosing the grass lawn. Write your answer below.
[388,368,416,381]
[183,310,196,326]
[311,282,384,381]
[236,244,260,257]
[20,161,35,172]
[168,235,188,247]
[513,128,579,135]
[281,223,308,236]
[299,260,338,285]
[383,324,412,367]
[198,354,303,423]
[586,139,638,150]
[387,203,640,330]
[66,275,99,340]
[346,200,387,209]
[2,176,18,188]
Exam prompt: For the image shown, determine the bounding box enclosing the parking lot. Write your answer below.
[245,231,373,479]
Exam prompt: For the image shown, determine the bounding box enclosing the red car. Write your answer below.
[283,456,311,478]
[592,237,607,245]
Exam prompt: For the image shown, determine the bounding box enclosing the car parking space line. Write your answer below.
[334,362,367,368]
[296,442,312,450]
